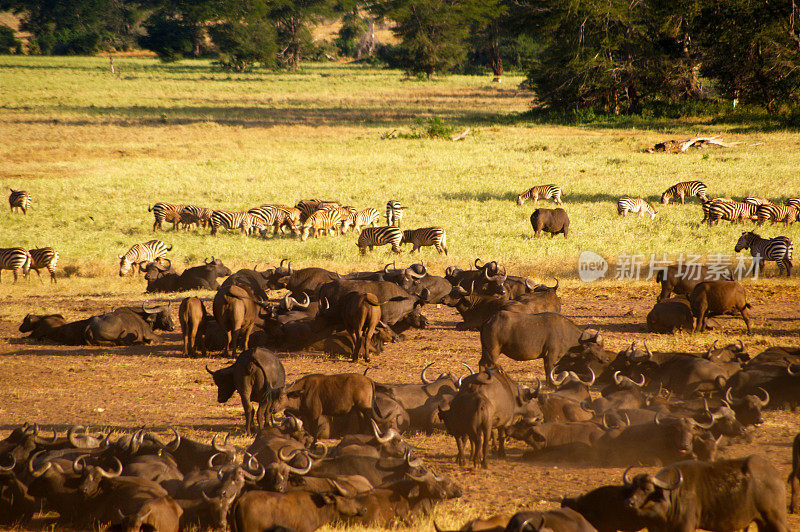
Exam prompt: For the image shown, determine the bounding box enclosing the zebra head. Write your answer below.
[119,255,134,276]
[735,231,755,252]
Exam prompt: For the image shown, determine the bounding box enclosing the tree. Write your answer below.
[374,0,497,78]
[269,0,335,69]
[0,25,20,53]
[209,0,278,71]
[695,0,800,113]
[139,12,195,61]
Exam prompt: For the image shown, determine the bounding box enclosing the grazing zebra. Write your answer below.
[516,184,562,206]
[357,226,403,254]
[118,240,172,276]
[149,202,185,231]
[756,204,799,226]
[617,197,657,219]
[28,247,59,283]
[786,198,800,209]
[342,208,380,233]
[402,227,448,255]
[296,199,340,222]
[273,205,302,234]
[300,209,342,241]
[707,201,757,225]
[660,180,708,205]
[180,205,213,229]
[744,196,773,206]
[0,247,31,282]
[386,200,405,227]
[248,205,281,235]
[700,198,733,223]
[210,211,263,235]
[8,189,31,214]
[735,231,793,277]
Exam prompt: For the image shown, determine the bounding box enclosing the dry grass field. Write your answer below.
[1,56,799,531]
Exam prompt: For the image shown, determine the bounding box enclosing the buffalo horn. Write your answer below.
[622,466,635,486]
[755,387,770,406]
[579,368,596,386]
[704,340,718,359]
[308,441,327,460]
[613,370,623,385]
[205,365,215,375]
[208,452,225,469]
[652,466,683,490]
[787,363,800,376]
[212,433,233,453]
[550,369,567,387]
[420,362,436,384]
[287,261,293,275]
[0,454,15,471]
[164,426,181,451]
[735,340,744,352]
[330,479,351,497]
[474,258,484,269]
[283,293,293,311]
[99,457,123,478]
[295,293,310,308]
[690,416,714,430]
[28,451,52,478]
[287,452,312,475]
[725,387,743,406]
[642,341,654,360]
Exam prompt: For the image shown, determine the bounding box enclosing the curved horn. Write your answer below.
[163,426,180,452]
[755,387,770,407]
[705,340,718,359]
[68,425,89,449]
[155,258,171,271]
[579,368,596,386]
[99,457,123,478]
[632,373,646,387]
[286,452,312,476]
[207,452,226,469]
[788,363,800,376]
[141,302,161,314]
[622,466,635,486]
[550,278,559,290]
[642,341,653,360]
[384,262,393,274]
[287,261,293,275]
[282,293,293,311]
[206,365,215,376]
[330,479,351,497]
[308,441,327,460]
[735,340,744,352]
[652,466,683,490]
[241,453,265,481]
[34,426,58,444]
[278,446,302,463]
[212,433,232,453]
[0,454,15,472]
[654,412,662,425]
[725,387,743,406]
[405,450,424,469]
[690,416,714,430]
[524,278,537,291]
[474,258,483,269]
[320,298,329,311]
[371,419,398,444]
[461,362,475,376]
[550,369,567,387]
[408,266,426,279]
[531,377,541,396]
[295,293,310,308]
[624,342,635,358]
[613,371,623,385]
[28,451,51,478]
[420,362,435,384]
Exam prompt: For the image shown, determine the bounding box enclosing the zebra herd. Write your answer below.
[146,199,447,257]
[0,247,59,283]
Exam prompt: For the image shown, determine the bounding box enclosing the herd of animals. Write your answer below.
[3,181,800,531]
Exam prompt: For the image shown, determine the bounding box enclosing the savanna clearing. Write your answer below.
[0,56,799,531]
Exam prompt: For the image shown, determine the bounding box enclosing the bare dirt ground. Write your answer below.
[1,281,799,530]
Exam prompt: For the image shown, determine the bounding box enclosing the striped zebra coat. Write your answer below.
[149,202,185,231]
[402,227,448,255]
[744,197,773,206]
[735,231,793,277]
[270,204,302,233]
[342,208,380,233]
[707,201,757,224]
[180,205,213,229]
[661,181,707,205]
[786,198,800,209]
[700,198,734,223]
[516,184,562,206]
[617,197,657,219]
[756,204,799,226]
[301,209,342,241]
[248,205,281,235]
[9,189,31,214]
[357,226,403,254]
[296,199,340,222]
[386,200,404,227]
[118,240,172,276]
[0,247,31,282]
[29,247,59,283]
[210,211,263,235]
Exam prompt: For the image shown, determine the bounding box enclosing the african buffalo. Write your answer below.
[341,291,382,362]
[439,390,495,468]
[655,264,729,302]
[207,347,286,434]
[646,296,694,333]
[213,283,259,356]
[690,280,751,334]
[562,485,646,532]
[85,304,174,345]
[530,208,569,238]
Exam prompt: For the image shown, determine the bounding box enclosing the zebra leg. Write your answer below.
[33,268,43,284]
[49,267,56,283]
[12,268,19,283]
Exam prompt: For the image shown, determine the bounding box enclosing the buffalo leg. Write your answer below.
[470,431,480,469]
[496,427,507,458]
[256,401,267,431]
[240,385,254,434]
[791,472,800,514]
[455,435,466,466]
[740,306,752,335]
[482,422,491,468]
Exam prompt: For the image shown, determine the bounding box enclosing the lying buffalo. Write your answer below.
[144,257,232,293]
[85,304,175,345]
[19,314,92,345]
[207,347,286,434]
[646,296,694,333]
[530,208,569,238]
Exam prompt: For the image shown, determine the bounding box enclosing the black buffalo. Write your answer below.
[85,304,174,345]
[530,208,569,238]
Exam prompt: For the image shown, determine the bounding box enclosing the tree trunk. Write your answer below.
[490,41,503,78]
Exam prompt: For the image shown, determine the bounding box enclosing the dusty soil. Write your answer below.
[1,281,799,530]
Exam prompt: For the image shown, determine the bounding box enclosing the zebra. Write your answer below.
[386,200,405,227]
[300,209,342,241]
[744,196,773,206]
[357,226,403,254]
[272,205,302,235]
[735,231,793,277]
[9,189,31,214]
[118,240,171,276]
[401,226,448,255]
[209,211,262,235]
[707,201,757,225]
[660,180,708,205]
[248,205,281,236]
[148,202,185,231]
[180,205,213,229]
[516,184,562,206]
[296,199,341,223]
[617,197,656,219]
[342,208,380,233]
[28,247,59,283]
[0,247,31,282]
[756,204,799,226]
[700,198,733,223]
[786,198,800,209]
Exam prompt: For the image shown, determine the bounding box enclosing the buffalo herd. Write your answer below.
[9,256,800,531]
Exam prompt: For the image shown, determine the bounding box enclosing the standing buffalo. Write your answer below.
[206,347,286,434]
[655,264,729,302]
[480,311,603,381]
[530,208,569,238]
[690,280,752,334]
[213,283,259,356]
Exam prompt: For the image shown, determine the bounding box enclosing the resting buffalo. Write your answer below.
[85,304,174,345]
[530,208,569,238]
[622,455,788,531]
[646,296,694,333]
[207,347,286,434]
[480,311,603,382]
[690,280,751,334]
[266,260,340,298]
[656,264,729,302]
[562,485,646,532]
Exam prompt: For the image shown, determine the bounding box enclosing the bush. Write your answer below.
[209,20,277,71]
[335,12,367,58]
[0,25,20,54]
[139,14,195,62]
